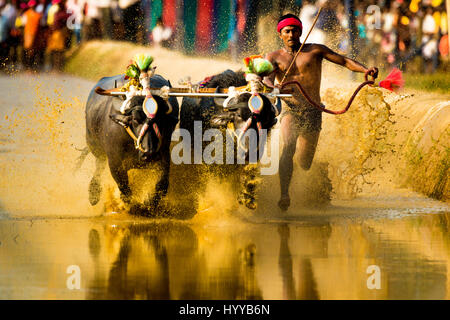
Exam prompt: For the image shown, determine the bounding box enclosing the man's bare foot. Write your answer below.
[278,196,290,211]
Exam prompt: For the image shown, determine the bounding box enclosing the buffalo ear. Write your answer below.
[110,114,132,127]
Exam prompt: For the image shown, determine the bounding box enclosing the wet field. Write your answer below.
[0,74,449,299]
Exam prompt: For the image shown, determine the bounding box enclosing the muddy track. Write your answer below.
[0,72,449,299]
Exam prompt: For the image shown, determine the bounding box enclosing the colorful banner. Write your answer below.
[196,0,214,52]
[162,0,177,30]
[212,0,231,53]
[183,0,198,53]
[150,0,163,30]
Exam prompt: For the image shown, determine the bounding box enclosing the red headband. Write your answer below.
[277,18,303,33]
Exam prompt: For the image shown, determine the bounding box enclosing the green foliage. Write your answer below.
[133,53,154,72]
[125,64,140,79]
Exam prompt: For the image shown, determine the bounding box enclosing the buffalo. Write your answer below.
[179,70,279,209]
[84,74,179,213]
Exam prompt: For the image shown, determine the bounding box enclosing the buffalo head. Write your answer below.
[210,91,280,161]
[110,95,174,162]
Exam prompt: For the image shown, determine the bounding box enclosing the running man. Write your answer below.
[263,14,378,211]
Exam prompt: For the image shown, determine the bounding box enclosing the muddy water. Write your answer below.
[0,73,449,300]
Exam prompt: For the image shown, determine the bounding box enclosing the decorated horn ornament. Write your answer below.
[157,85,173,114]
[165,100,173,115]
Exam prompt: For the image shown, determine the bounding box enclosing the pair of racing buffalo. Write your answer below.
[84,70,279,216]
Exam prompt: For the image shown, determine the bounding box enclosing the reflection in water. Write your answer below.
[237,243,262,300]
[278,223,331,300]
[85,222,263,299]
[0,210,450,299]
[278,224,297,299]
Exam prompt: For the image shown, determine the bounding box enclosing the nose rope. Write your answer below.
[256,121,263,136]
[134,120,163,154]
[152,122,163,153]
[136,122,150,151]
[123,125,145,153]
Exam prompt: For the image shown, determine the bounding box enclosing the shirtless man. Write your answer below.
[264,14,378,211]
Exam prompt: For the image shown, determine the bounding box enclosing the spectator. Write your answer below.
[365,3,383,66]
[119,0,142,43]
[46,0,70,71]
[151,17,171,47]
[422,34,439,73]
[422,6,439,73]
[381,5,397,68]
[8,0,21,69]
[0,0,15,69]
[34,0,49,69]
[66,0,83,44]
[96,0,112,39]
[316,0,340,47]
[438,34,448,58]
[356,8,368,56]
[82,0,102,41]
[299,0,324,44]
[110,0,122,40]
[22,0,42,71]
[422,6,437,36]
[0,0,448,75]
[396,6,412,69]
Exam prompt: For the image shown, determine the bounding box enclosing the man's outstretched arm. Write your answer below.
[318,44,378,78]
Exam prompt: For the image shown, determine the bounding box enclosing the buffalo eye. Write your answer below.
[132,119,140,129]
[132,109,146,123]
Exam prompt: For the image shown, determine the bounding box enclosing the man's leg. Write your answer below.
[278,114,300,211]
[296,130,320,170]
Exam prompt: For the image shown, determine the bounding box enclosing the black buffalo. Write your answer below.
[179,70,279,209]
[85,74,179,213]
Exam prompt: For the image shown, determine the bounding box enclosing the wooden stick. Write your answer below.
[280,7,323,85]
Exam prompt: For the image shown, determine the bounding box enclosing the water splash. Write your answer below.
[0,75,99,217]
[317,86,394,199]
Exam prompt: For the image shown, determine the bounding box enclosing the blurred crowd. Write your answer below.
[302,0,448,73]
[0,0,72,71]
[0,0,448,73]
[0,0,163,72]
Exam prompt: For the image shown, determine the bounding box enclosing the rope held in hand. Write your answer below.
[276,71,376,115]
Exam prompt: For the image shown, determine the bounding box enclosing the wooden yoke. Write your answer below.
[95,85,249,96]
[95,85,294,98]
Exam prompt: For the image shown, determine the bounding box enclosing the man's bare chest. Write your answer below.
[275,52,320,76]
